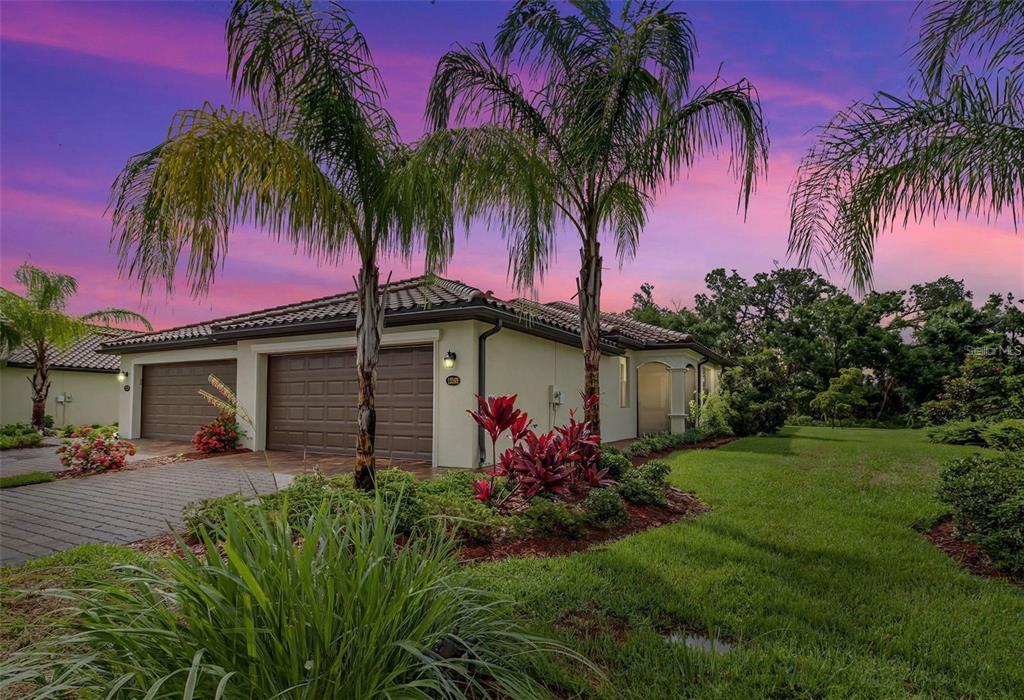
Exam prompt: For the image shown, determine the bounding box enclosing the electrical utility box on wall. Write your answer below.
[548,385,564,407]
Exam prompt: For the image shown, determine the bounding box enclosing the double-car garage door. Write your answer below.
[139,346,433,460]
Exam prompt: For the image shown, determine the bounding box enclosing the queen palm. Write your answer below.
[790,0,1023,290]
[425,0,768,433]
[109,0,454,488]
[0,263,152,429]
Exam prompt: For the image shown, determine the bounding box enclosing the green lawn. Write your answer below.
[2,427,1021,698]
[474,427,1024,698]
[0,471,54,489]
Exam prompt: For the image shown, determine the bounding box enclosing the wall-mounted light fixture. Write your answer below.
[117,370,129,383]
[443,350,457,369]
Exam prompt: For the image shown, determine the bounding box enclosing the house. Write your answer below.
[1,329,134,427]
[99,276,731,467]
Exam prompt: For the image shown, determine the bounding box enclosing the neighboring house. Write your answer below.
[1,329,135,427]
[99,276,731,467]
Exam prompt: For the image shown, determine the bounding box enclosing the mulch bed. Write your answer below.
[53,448,251,481]
[130,488,710,565]
[459,487,709,563]
[627,436,738,466]
[925,517,1023,587]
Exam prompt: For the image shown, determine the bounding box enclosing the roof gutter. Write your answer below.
[476,319,503,467]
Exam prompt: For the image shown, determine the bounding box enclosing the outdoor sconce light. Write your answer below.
[117,370,129,383]
[443,350,457,369]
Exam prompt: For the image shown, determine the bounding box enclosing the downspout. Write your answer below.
[695,359,709,429]
[477,319,503,466]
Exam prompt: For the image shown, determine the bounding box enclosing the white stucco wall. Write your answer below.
[0,367,121,427]
[484,327,637,457]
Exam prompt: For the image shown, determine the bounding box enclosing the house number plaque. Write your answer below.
[445,375,461,386]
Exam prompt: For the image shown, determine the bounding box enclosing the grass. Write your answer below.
[0,544,149,659]
[470,427,1024,698]
[2,427,1020,697]
[0,472,55,489]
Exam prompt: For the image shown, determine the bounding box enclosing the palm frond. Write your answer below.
[109,105,357,296]
[915,0,1024,92]
[78,308,154,331]
[411,126,561,289]
[13,263,78,312]
[790,71,1024,289]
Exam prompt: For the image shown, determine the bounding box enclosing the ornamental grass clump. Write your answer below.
[1,498,590,699]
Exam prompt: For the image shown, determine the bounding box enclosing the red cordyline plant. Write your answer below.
[467,393,605,507]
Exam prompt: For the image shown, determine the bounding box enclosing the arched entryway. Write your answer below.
[637,362,671,435]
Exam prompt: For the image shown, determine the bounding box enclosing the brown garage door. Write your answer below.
[266,346,433,460]
[141,360,238,440]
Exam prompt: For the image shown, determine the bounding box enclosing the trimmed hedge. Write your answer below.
[937,452,1024,575]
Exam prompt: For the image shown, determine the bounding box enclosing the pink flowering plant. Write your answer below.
[57,435,136,475]
[192,413,242,453]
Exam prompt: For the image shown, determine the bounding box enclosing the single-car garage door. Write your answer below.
[141,360,238,440]
[266,346,433,460]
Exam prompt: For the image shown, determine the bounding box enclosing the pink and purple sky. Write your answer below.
[1,1,1020,329]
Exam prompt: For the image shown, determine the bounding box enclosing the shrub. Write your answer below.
[598,449,631,480]
[982,419,1024,452]
[57,437,135,474]
[182,492,247,538]
[583,487,629,528]
[0,432,42,450]
[937,452,1024,574]
[690,391,735,437]
[617,459,671,506]
[257,473,370,530]
[191,413,241,453]
[520,499,588,539]
[1,422,36,437]
[2,500,589,698]
[927,420,989,446]
[372,468,426,534]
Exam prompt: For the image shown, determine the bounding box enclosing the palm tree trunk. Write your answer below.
[30,349,49,431]
[354,262,383,490]
[577,233,602,434]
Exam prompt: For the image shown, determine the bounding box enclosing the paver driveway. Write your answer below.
[0,460,280,565]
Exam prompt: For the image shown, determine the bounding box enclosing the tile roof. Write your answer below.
[5,328,137,372]
[100,275,729,363]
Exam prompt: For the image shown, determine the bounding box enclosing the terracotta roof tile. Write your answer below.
[6,328,137,372]
[100,275,728,362]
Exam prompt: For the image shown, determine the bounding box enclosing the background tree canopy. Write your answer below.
[630,268,1023,431]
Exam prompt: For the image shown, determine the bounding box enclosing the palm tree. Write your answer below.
[425,0,768,433]
[109,1,453,489]
[0,263,152,429]
[790,0,1023,290]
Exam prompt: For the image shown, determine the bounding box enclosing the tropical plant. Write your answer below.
[1,498,590,698]
[790,0,1024,289]
[108,0,456,489]
[0,262,151,429]
[426,0,768,432]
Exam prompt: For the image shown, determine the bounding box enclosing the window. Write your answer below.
[618,357,629,408]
